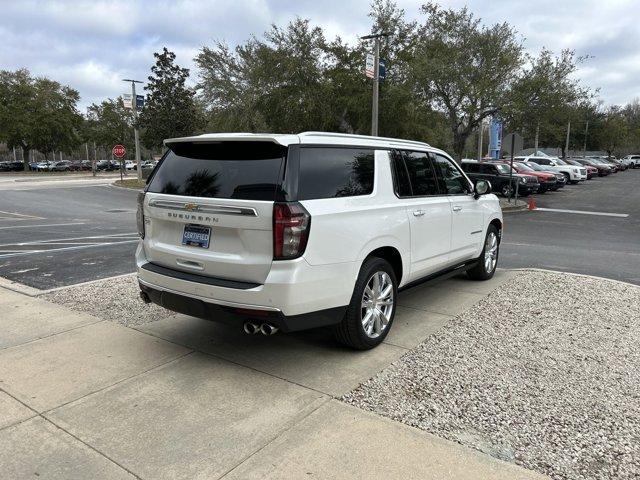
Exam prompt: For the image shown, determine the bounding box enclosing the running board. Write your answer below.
[399,260,478,292]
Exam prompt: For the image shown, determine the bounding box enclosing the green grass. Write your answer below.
[113,179,146,189]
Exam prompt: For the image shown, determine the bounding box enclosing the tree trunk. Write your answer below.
[22,147,30,171]
[452,131,468,163]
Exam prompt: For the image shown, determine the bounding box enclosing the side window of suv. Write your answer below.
[535,158,550,165]
[432,154,472,195]
[400,151,439,196]
[298,147,375,200]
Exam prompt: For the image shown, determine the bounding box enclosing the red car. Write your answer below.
[508,162,558,193]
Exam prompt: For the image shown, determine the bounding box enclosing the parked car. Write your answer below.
[524,161,567,188]
[461,160,539,197]
[514,155,587,184]
[589,156,620,172]
[565,159,597,179]
[96,160,117,171]
[34,161,53,171]
[575,158,611,176]
[136,132,503,350]
[0,161,24,172]
[50,160,72,171]
[620,155,639,168]
[125,161,136,170]
[509,162,558,192]
[608,158,627,171]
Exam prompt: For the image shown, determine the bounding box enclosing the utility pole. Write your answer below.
[361,32,391,137]
[123,79,143,180]
[582,120,589,157]
[534,122,540,153]
[564,121,571,159]
[477,120,484,161]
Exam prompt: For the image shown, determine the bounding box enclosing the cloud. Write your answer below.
[0,0,638,110]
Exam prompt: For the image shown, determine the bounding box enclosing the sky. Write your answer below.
[1,0,639,112]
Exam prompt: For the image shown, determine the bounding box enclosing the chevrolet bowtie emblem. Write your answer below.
[184,203,200,212]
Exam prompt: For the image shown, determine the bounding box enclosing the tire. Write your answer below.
[563,173,571,184]
[334,257,397,350]
[467,225,499,281]
[501,183,513,198]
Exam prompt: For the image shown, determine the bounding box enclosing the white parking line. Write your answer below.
[0,222,86,230]
[535,208,629,218]
[0,232,137,248]
[0,239,139,259]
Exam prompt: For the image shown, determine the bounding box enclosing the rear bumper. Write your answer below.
[136,242,355,318]
[139,282,346,332]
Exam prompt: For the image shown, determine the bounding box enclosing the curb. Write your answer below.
[511,267,640,289]
[501,204,528,213]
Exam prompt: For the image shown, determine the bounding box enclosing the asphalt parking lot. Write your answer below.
[500,169,640,285]
[0,174,137,290]
[0,169,638,291]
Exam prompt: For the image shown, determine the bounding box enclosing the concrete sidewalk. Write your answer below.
[0,270,549,480]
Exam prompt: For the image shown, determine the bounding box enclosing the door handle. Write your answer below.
[452,205,462,212]
[413,210,426,217]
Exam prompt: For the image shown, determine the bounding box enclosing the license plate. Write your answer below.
[182,224,211,248]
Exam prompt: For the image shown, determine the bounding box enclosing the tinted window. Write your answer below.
[298,148,374,200]
[148,142,285,200]
[462,163,478,173]
[535,158,551,165]
[432,154,471,195]
[402,151,438,196]
[392,152,412,197]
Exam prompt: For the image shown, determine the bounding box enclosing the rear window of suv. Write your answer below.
[297,147,375,200]
[147,142,286,200]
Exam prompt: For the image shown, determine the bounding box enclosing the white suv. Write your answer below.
[621,155,639,168]
[515,155,587,183]
[136,132,503,349]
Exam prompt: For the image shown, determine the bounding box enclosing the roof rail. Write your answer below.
[299,131,430,148]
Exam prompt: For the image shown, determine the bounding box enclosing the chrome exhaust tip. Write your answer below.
[139,291,151,304]
[243,322,260,335]
[260,323,279,336]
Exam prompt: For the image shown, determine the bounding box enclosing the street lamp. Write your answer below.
[361,32,391,136]
[123,79,143,180]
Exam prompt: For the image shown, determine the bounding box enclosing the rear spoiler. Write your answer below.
[164,133,299,148]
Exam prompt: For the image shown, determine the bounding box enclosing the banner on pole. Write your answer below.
[365,53,375,78]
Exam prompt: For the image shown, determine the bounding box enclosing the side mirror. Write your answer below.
[474,179,491,199]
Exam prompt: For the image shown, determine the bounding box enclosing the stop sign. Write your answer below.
[112,144,126,158]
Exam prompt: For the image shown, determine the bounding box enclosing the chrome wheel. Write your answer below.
[360,271,394,339]
[484,231,498,273]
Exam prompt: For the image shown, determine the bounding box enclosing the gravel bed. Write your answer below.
[343,270,640,480]
[43,275,175,326]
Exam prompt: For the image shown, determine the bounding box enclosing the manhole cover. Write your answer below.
[105,209,132,213]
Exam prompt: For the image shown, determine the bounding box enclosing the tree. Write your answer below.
[139,48,200,149]
[411,3,524,159]
[85,98,134,157]
[504,49,592,152]
[196,18,333,133]
[594,106,629,157]
[0,69,82,169]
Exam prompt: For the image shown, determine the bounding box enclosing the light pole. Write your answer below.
[361,32,391,136]
[564,120,571,160]
[123,79,143,180]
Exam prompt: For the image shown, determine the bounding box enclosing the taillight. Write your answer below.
[136,192,145,238]
[273,202,311,260]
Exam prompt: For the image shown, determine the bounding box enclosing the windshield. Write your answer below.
[527,162,547,171]
[494,164,512,174]
[514,162,534,172]
[554,158,567,165]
